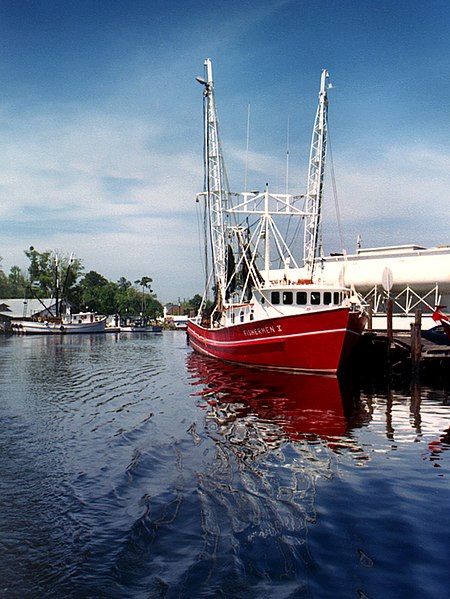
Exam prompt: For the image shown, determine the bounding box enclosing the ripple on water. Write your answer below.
[0,335,449,598]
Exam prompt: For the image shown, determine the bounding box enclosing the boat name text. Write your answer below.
[243,325,282,337]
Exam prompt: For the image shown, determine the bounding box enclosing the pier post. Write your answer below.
[367,300,373,333]
[386,298,393,342]
[386,298,393,365]
[410,309,422,376]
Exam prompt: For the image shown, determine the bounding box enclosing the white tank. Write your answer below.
[321,245,450,294]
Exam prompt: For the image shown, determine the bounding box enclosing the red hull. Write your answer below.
[188,307,366,373]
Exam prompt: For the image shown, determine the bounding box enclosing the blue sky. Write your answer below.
[0,0,449,302]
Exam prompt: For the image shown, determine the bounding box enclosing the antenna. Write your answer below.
[285,115,290,194]
[244,104,250,192]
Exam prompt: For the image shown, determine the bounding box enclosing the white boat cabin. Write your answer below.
[223,284,355,327]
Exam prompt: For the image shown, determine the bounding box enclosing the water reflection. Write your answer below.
[1,336,449,597]
[187,352,369,449]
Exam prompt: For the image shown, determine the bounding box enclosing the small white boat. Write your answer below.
[13,311,107,335]
[118,317,162,333]
[120,325,162,333]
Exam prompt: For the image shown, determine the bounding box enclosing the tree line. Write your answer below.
[0,247,164,319]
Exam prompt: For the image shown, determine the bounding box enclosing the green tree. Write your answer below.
[134,276,153,315]
[25,247,52,295]
[23,247,83,301]
[7,266,28,298]
[0,257,8,297]
[117,277,132,290]
[132,276,163,320]
[186,294,203,314]
[78,271,110,313]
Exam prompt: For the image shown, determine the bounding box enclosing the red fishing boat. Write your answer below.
[188,60,367,373]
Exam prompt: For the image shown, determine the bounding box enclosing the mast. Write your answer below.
[303,69,329,279]
[54,255,60,318]
[196,58,230,305]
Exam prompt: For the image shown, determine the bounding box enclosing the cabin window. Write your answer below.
[324,292,332,305]
[272,291,280,304]
[250,310,254,321]
[311,292,321,305]
[296,291,307,305]
[283,291,293,305]
[240,311,244,323]
[333,292,340,304]
[231,312,235,324]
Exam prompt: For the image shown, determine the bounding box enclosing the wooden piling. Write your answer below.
[367,300,373,333]
[410,309,422,376]
[386,298,393,342]
[386,298,393,365]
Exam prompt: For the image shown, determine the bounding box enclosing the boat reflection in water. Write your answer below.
[187,352,369,461]
[184,353,371,594]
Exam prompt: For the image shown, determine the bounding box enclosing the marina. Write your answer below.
[0,3,449,598]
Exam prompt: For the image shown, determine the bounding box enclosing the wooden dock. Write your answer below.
[348,311,450,380]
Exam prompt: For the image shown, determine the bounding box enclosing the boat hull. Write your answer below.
[187,307,366,373]
[442,319,450,341]
[14,317,107,335]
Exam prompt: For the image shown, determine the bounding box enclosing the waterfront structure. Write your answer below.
[321,244,450,330]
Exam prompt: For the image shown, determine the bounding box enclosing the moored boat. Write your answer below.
[12,253,107,335]
[119,316,162,333]
[13,311,107,335]
[187,60,367,373]
[120,325,162,333]
[422,325,449,346]
[425,308,450,344]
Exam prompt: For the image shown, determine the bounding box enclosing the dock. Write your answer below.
[348,308,450,380]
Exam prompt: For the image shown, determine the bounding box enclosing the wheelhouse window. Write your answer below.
[283,291,293,305]
[333,292,340,304]
[311,292,321,305]
[296,291,307,305]
[324,292,332,305]
[271,291,280,304]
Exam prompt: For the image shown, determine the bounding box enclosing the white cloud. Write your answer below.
[0,106,205,301]
[323,142,450,252]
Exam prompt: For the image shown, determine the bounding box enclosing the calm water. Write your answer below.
[0,333,449,599]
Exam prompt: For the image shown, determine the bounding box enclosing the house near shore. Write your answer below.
[163,304,190,329]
